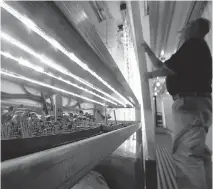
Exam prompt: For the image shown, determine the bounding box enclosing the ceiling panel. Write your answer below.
[148,1,208,95]
[149,1,195,58]
[165,1,195,56]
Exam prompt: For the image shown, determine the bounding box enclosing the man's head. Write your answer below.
[179,18,211,41]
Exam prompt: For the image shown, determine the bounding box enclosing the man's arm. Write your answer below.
[142,42,164,69]
[145,67,175,79]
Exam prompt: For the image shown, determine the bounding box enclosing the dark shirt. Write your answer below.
[165,38,212,95]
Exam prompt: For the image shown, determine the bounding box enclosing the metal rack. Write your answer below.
[2,124,140,189]
[1,2,141,189]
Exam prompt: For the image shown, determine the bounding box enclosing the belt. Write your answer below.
[172,93,211,101]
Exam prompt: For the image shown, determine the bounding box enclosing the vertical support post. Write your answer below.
[154,96,157,127]
[135,106,145,189]
[104,106,107,125]
[113,110,117,125]
[161,96,166,128]
[130,2,157,189]
[54,94,63,121]
[93,105,96,120]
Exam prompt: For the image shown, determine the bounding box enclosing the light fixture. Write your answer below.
[91,1,106,22]
[1,32,67,73]
[0,32,125,106]
[144,1,149,16]
[1,69,106,106]
[156,82,160,87]
[120,2,127,22]
[0,51,117,105]
[160,50,165,57]
[0,1,131,107]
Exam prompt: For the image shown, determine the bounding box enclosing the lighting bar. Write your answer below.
[1,69,106,106]
[0,51,117,105]
[0,1,132,107]
[1,32,126,107]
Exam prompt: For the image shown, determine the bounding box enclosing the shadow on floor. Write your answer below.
[94,154,138,189]
[94,136,141,189]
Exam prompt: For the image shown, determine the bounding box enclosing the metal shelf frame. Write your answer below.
[2,123,140,189]
[1,2,143,189]
[2,1,139,108]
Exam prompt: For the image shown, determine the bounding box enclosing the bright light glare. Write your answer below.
[156,82,160,87]
[1,32,68,73]
[0,51,117,105]
[0,32,125,106]
[1,69,106,106]
[160,50,165,57]
[0,1,131,107]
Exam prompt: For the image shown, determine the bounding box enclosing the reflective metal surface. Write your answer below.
[55,1,139,106]
[2,1,137,108]
[1,124,140,189]
[95,133,140,189]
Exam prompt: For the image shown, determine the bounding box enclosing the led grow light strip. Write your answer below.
[0,51,117,105]
[1,32,125,107]
[1,69,106,106]
[0,1,132,107]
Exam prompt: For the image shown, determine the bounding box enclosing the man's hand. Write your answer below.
[141,41,164,69]
[144,68,175,79]
[144,72,153,80]
[141,41,150,52]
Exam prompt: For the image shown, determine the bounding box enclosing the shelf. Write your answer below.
[1,123,140,189]
[1,126,102,161]
[55,1,139,106]
[1,1,139,108]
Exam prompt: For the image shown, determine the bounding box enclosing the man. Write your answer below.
[142,18,212,189]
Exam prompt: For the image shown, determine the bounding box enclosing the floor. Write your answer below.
[112,134,137,158]
[72,128,177,189]
[94,133,141,189]
[69,133,139,189]
[95,128,176,189]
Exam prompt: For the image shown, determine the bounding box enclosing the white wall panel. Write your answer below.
[202,1,212,52]
[201,1,212,150]
[1,79,40,107]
